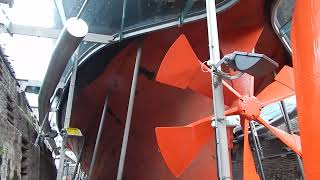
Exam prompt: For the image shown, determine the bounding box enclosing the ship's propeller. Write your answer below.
[156,34,241,106]
[155,34,302,179]
[241,119,260,179]
[155,107,238,177]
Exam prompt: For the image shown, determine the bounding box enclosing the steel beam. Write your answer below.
[7,24,112,44]
[116,43,142,180]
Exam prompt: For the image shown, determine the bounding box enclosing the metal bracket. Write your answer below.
[207,55,244,80]
[215,69,244,80]
[211,115,241,128]
[207,54,232,68]
[179,0,195,26]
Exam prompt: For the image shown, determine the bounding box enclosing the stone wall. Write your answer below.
[0,46,23,180]
[0,117,21,180]
[0,48,56,180]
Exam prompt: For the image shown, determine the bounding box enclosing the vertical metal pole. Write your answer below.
[254,128,264,158]
[249,121,266,180]
[119,0,128,41]
[88,95,109,179]
[279,101,305,179]
[250,122,264,159]
[57,55,79,180]
[72,138,85,180]
[64,56,78,128]
[57,143,67,180]
[251,122,264,158]
[76,166,81,180]
[66,163,70,177]
[54,0,67,24]
[116,43,142,180]
[205,0,231,179]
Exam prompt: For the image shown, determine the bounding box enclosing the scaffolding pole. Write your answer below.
[205,0,231,179]
[57,54,79,180]
[72,138,85,180]
[116,43,142,180]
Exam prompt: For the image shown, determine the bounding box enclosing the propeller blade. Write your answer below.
[256,117,302,156]
[256,66,295,106]
[156,34,203,90]
[241,119,260,180]
[256,81,295,107]
[156,34,241,105]
[155,116,212,177]
[274,65,295,90]
[231,73,255,96]
[155,107,238,177]
[219,24,264,55]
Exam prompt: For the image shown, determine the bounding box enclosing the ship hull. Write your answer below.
[58,0,291,179]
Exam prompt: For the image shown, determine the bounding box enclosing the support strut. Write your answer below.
[57,54,79,180]
[279,101,305,179]
[205,0,231,179]
[116,43,142,180]
[72,138,85,180]
[249,121,266,180]
[88,95,109,179]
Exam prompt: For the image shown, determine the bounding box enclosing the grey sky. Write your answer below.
[0,0,58,106]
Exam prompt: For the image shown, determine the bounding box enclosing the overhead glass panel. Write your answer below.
[123,0,186,31]
[276,0,294,26]
[63,0,124,35]
[61,41,101,83]
[61,0,238,77]
[9,0,63,29]
[274,0,294,47]
[62,0,238,37]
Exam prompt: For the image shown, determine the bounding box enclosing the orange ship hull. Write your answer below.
[58,0,298,179]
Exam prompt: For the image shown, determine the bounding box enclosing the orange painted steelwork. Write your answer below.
[64,0,294,179]
[155,34,302,179]
[155,108,238,177]
[241,119,260,180]
[156,35,241,106]
[292,0,320,179]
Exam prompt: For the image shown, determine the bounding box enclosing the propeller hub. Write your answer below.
[235,95,262,119]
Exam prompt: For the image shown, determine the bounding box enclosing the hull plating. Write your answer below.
[62,0,291,179]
